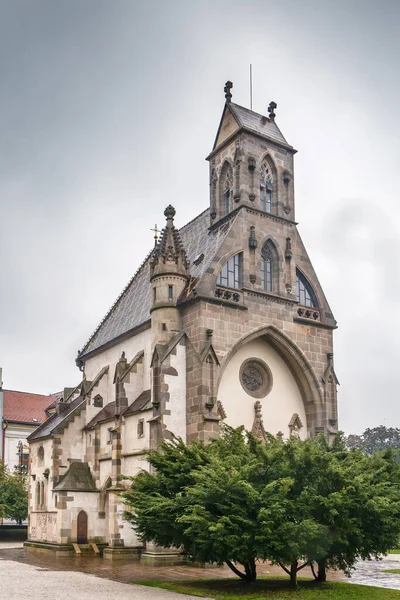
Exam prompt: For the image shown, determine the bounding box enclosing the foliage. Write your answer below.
[122,428,400,587]
[346,426,400,456]
[138,578,400,599]
[0,462,28,522]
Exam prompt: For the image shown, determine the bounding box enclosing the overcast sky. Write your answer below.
[1,0,399,434]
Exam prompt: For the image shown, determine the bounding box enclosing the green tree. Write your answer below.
[0,463,28,522]
[346,426,400,455]
[122,428,400,586]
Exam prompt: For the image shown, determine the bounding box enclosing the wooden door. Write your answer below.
[77,510,88,544]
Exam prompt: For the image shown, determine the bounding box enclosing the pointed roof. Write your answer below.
[150,205,190,277]
[27,396,85,442]
[211,102,291,154]
[251,400,267,443]
[79,207,233,358]
[53,461,96,492]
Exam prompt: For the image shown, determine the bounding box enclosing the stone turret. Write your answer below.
[150,205,189,345]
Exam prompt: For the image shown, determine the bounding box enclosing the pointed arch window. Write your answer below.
[260,164,273,213]
[296,269,317,307]
[220,162,233,216]
[260,240,278,292]
[224,184,231,214]
[217,252,242,289]
[260,253,272,291]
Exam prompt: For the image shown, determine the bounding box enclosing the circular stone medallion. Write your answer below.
[239,358,273,399]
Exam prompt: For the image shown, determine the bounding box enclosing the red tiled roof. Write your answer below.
[2,390,54,425]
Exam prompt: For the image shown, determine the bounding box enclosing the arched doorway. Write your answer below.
[77,510,88,544]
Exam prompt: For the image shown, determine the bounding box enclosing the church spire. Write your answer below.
[150,205,190,278]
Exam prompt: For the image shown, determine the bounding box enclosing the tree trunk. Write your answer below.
[225,559,257,582]
[317,559,327,582]
[290,561,298,588]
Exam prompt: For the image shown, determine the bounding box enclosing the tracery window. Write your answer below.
[220,162,233,215]
[217,253,242,289]
[260,240,278,292]
[260,163,273,213]
[296,269,317,307]
[260,255,272,291]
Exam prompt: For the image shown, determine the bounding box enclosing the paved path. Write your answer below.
[2,540,400,594]
[0,546,212,600]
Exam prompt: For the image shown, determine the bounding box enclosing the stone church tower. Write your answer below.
[26,82,338,560]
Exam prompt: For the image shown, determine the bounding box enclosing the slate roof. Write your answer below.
[229,103,289,147]
[27,396,85,442]
[53,461,96,492]
[80,208,232,358]
[124,389,152,416]
[3,390,55,425]
[85,402,117,429]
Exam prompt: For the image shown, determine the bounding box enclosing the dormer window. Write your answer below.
[260,164,273,213]
[296,269,317,307]
[217,253,242,289]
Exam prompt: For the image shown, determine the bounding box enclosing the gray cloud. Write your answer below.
[1,0,399,433]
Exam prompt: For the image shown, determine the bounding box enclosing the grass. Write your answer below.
[389,550,400,555]
[138,577,400,599]
[381,569,400,574]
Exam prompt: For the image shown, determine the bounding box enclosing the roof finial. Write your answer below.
[268,101,277,121]
[164,205,176,222]
[224,81,233,103]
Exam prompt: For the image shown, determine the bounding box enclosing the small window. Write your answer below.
[93,394,103,408]
[35,482,40,509]
[224,185,231,214]
[217,253,242,289]
[107,428,112,445]
[153,288,157,302]
[137,419,145,438]
[168,285,173,300]
[162,323,167,331]
[260,255,272,291]
[296,270,317,307]
[38,446,44,463]
[220,162,233,216]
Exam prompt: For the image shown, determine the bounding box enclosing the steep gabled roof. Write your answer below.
[230,103,289,146]
[124,389,152,416]
[3,390,54,425]
[27,396,85,442]
[79,207,232,358]
[53,461,96,492]
[212,102,290,152]
[85,402,117,430]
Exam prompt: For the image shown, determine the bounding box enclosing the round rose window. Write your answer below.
[239,358,273,399]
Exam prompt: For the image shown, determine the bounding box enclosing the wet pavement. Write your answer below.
[0,541,213,600]
[1,539,400,591]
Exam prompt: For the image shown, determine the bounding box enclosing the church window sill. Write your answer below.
[214,286,241,302]
[242,287,297,305]
[297,306,320,321]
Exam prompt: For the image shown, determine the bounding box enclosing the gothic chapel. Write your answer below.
[26,82,338,560]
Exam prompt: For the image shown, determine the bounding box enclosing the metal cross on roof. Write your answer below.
[150,224,159,246]
[268,101,277,121]
[224,81,233,103]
